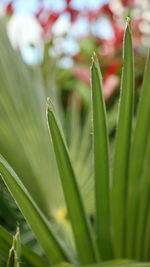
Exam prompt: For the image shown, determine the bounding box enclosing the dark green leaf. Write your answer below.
[126,51,150,257]
[111,20,134,257]
[0,156,71,264]
[47,100,98,265]
[91,53,112,259]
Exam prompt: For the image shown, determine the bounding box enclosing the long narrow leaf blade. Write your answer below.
[133,134,150,259]
[142,187,150,261]
[111,20,134,257]
[47,101,98,265]
[126,51,150,257]
[80,260,150,267]
[0,155,71,264]
[91,53,112,259]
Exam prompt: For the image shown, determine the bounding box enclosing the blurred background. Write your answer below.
[1,0,150,103]
[0,0,150,260]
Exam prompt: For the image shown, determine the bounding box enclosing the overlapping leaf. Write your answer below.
[91,53,112,259]
[0,155,72,264]
[47,101,98,265]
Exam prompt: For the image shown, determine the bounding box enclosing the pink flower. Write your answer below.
[73,66,90,86]
[104,74,119,100]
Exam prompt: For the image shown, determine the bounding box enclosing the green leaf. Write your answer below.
[7,227,21,267]
[111,20,134,257]
[134,135,150,259]
[0,155,72,264]
[66,98,94,214]
[0,22,64,218]
[7,246,15,267]
[126,51,150,257]
[47,100,98,265]
[91,53,112,259]
[142,191,150,261]
[53,263,74,267]
[86,263,150,267]
[0,226,50,267]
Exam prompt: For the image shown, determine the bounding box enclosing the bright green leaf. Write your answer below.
[47,100,98,265]
[126,51,150,257]
[0,156,72,264]
[0,226,50,267]
[91,53,112,259]
[111,20,134,257]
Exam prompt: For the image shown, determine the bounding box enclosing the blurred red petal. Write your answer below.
[88,4,113,22]
[121,0,135,6]
[36,9,60,34]
[66,0,72,5]
[6,2,14,15]
[112,23,124,46]
[104,74,119,100]
[104,62,121,77]
[66,7,79,22]
[73,66,90,85]
[100,4,114,19]
[88,10,99,22]
[98,39,116,57]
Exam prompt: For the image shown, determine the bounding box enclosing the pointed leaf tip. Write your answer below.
[126,16,131,24]
[126,17,131,32]
[46,97,55,116]
[46,97,51,111]
[91,52,99,68]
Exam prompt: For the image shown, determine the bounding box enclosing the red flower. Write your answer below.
[66,0,72,4]
[5,2,14,15]
[103,61,121,100]
[88,4,113,22]
[64,0,79,23]
[112,23,124,46]
[36,8,60,35]
[97,23,124,57]
[104,62,121,78]
[121,0,135,7]
[104,74,119,100]
[100,4,114,19]
[66,7,79,23]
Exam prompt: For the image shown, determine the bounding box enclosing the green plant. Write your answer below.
[0,21,95,264]
[0,22,93,220]
[0,19,150,266]
[6,227,21,267]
